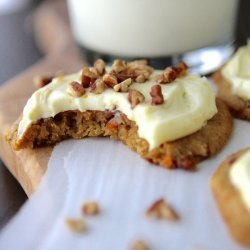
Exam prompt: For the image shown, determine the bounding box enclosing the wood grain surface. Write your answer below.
[0,0,84,196]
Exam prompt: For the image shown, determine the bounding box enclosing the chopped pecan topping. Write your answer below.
[34,76,54,88]
[90,79,106,94]
[128,89,145,109]
[146,198,179,221]
[131,240,149,250]
[135,72,149,83]
[111,59,127,73]
[65,218,86,233]
[109,59,153,83]
[81,67,98,88]
[156,61,188,84]
[113,78,132,92]
[174,61,188,76]
[67,81,85,97]
[94,59,106,75]
[103,74,118,88]
[150,85,164,105]
[82,201,100,215]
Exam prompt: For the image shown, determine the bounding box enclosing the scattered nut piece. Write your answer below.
[146,198,179,221]
[150,85,164,105]
[82,201,100,215]
[111,59,127,73]
[131,240,149,250]
[128,89,145,109]
[94,59,106,75]
[65,218,86,233]
[113,78,132,92]
[90,79,106,94]
[81,67,97,88]
[103,74,118,87]
[34,76,53,88]
[67,81,85,97]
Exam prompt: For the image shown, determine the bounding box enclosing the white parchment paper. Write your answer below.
[0,120,249,250]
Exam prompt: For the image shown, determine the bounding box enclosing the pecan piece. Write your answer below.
[156,61,188,84]
[111,59,127,73]
[94,59,106,75]
[90,79,106,94]
[113,78,132,92]
[65,218,86,233]
[174,61,188,76]
[146,198,179,221]
[82,201,100,215]
[128,89,145,109]
[34,76,53,88]
[67,81,85,97]
[81,67,98,88]
[150,85,164,105]
[103,74,118,88]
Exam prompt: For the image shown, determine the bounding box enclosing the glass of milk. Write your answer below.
[67,0,239,74]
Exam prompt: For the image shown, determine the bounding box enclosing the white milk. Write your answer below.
[67,0,238,57]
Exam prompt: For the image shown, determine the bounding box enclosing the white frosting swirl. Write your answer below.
[222,42,250,100]
[18,70,217,150]
[230,150,250,211]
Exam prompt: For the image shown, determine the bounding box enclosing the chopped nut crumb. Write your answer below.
[82,201,100,215]
[103,74,118,87]
[34,76,53,88]
[113,78,132,92]
[150,85,164,105]
[90,79,106,94]
[65,218,86,233]
[111,59,127,73]
[131,240,149,250]
[81,67,98,88]
[128,89,145,109]
[156,61,188,84]
[146,198,179,221]
[67,81,85,97]
[94,59,106,75]
[135,74,147,83]
[174,61,188,76]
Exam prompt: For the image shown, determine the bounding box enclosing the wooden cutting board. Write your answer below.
[0,0,85,196]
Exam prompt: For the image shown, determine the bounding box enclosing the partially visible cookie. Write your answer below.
[214,70,250,120]
[213,43,250,121]
[211,148,250,247]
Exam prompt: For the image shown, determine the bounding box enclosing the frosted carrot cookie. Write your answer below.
[211,148,250,247]
[6,60,232,170]
[214,42,250,120]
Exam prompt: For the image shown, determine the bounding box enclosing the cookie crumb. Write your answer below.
[146,198,179,221]
[82,201,100,215]
[131,240,149,250]
[65,218,86,233]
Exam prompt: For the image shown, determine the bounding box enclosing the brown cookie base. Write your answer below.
[211,148,250,247]
[213,69,250,120]
[6,99,233,170]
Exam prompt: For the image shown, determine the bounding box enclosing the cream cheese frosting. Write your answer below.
[222,41,250,100]
[18,70,217,150]
[230,150,250,212]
